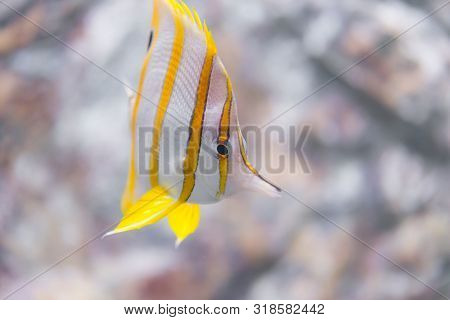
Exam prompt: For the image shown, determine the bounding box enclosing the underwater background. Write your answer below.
[0,0,449,299]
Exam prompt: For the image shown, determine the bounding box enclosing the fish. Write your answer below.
[107,0,281,245]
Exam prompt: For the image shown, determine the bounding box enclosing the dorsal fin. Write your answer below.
[162,0,217,52]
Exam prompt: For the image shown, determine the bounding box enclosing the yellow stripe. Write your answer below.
[121,0,160,213]
[217,78,233,143]
[237,128,258,175]
[149,4,185,187]
[179,31,217,202]
[216,77,233,198]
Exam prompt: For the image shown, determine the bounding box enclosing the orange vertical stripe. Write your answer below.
[216,77,233,198]
[179,30,217,202]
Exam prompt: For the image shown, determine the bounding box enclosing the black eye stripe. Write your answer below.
[217,144,229,156]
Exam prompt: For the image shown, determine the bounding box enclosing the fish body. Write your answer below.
[109,0,280,244]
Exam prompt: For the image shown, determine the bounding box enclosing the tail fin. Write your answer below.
[107,186,175,236]
[107,186,201,245]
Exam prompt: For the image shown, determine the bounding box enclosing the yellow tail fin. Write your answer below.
[107,186,175,236]
[107,186,201,245]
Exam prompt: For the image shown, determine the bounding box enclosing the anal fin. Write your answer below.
[168,203,200,246]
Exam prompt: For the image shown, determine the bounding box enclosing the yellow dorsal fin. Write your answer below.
[180,1,195,23]
[193,9,202,29]
[163,0,217,52]
[164,0,202,30]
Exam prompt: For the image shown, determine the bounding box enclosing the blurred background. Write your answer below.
[0,0,449,299]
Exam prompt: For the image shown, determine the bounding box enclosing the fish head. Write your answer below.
[190,59,281,203]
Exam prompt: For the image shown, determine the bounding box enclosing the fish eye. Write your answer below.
[216,143,229,157]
